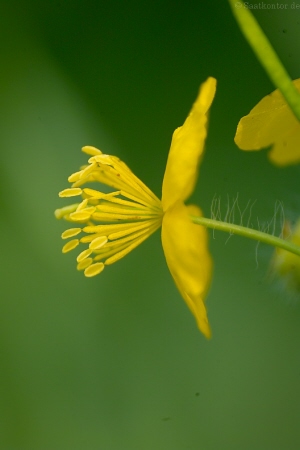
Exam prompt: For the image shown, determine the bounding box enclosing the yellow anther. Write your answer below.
[79,163,97,179]
[77,248,93,262]
[82,146,102,156]
[84,262,105,277]
[89,236,108,250]
[89,154,112,165]
[62,239,79,253]
[69,211,92,221]
[77,258,93,271]
[54,204,79,219]
[76,199,88,211]
[68,171,82,182]
[83,188,105,199]
[59,188,82,197]
[61,228,82,239]
[80,235,97,243]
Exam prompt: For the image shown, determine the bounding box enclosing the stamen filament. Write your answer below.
[93,221,161,262]
[90,155,161,206]
[108,219,159,240]
[91,212,157,221]
[83,221,152,234]
[120,190,161,211]
[104,224,159,249]
[100,195,154,211]
[95,204,159,216]
[105,234,153,265]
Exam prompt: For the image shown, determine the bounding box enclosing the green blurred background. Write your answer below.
[1,0,300,448]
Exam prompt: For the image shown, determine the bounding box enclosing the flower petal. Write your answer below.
[235,78,300,166]
[161,77,216,210]
[271,220,300,292]
[161,201,213,338]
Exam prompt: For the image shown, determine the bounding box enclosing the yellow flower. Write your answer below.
[271,220,300,292]
[55,77,216,338]
[234,79,300,166]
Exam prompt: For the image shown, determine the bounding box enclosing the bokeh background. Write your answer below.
[1,0,300,449]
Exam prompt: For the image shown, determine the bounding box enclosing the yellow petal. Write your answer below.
[161,201,213,338]
[235,78,300,166]
[161,77,216,210]
[271,219,300,291]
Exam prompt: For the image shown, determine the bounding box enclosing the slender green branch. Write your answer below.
[191,216,300,257]
[228,0,300,121]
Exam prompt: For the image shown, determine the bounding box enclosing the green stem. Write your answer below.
[191,216,300,257]
[228,0,300,121]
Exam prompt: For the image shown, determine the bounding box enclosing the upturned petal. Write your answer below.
[161,77,216,210]
[161,201,213,338]
[235,78,300,166]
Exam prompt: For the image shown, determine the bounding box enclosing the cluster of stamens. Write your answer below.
[55,146,163,277]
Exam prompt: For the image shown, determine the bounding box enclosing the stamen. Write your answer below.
[82,146,103,156]
[76,199,88,211]
[95,204,158,216]
[105,234,151,265]
[88,154,161,207]
[83,188,108,199]
[68,171,82,183]
[93,242,130,262]
[62,239,80,253]
[59,188,82,197]
[84,262,105,277]
[79,163,98,179]
[89,236,108,250]
[58,147,164,278]
[92,167,135,193]
[105,195,151,210]
[88,155,110,164]
[91,211,155,221]
[93,222,160,262]
[105,225,158,249]
[61,228,82,239]
[54,204,79,219]
[120,190,161,211]
[108,220,159,240]
[83,222,148,234]
[77,248,93,262]
[77,258,93,271]
[80,234,102,243]
[70,208,96,221]
[108,157,161,205]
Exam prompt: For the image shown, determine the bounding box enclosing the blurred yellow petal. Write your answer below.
[161,77,216,210]
[271,220,300,292]
[235,78,300,166]
[161,201,212,338]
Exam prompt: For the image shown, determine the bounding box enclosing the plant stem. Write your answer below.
[228,0,300,121]
[191,216,300,257]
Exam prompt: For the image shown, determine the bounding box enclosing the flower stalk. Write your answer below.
[192,216,300,258]
[228,0,300,121]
